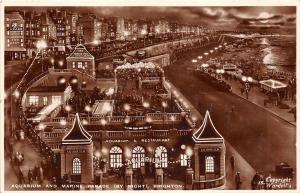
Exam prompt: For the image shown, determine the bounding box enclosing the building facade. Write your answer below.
[66,44,95,77]
[5,11,26,60]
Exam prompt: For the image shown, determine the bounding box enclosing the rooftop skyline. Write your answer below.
[6,6,296,32]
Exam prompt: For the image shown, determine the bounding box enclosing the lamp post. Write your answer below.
[242,76,253,99]
[85,105,91,121]
[36,40,47,72]
[65,105,72,118]
[161,101,167,129]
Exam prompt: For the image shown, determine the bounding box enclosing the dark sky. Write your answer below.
[7,6,296,31]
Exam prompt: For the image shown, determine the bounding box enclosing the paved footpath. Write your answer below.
[224,74,296,126]
[166,80,255,190]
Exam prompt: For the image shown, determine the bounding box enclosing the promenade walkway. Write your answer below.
[224,74,296,126]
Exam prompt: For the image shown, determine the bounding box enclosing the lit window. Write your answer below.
[20,38,23,43]
[6,23,9,27]
[109,146,123,168]
[205,156,214,173]
[180,154,188,166]
[72,158,81,174]
[155,146,168,168]
[52,96,61,104]
[7,31,10,35]
[78,62,83,68]
[29,96,39,106]
[43,97,48,106]
[20,24,23,27]
[132,146,145,168]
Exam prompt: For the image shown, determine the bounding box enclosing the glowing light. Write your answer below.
[181,144,186,150]
[124,31,129,36]
[58,78,66,84]
[161,101,168,108]
[170,115,175,121]
[123,103,131,111]
[38,123,46,130]
[36,39,47,50]
[143,101,150,108]
[94,150,101,158]
[85,105,91,112]
[124,116,130,124]
[242,76,247,82]
[100,119,107,126]
[141,29,147,35]
[13,90,20,99]
[93,40,99,45]
[82,119,88,125]
[191,116,197,122]
[186,147,193,157]
[219,45,222,48]
[248,77,253,82]
[71,78,78,84]
[60,119,67,126]
[101,147,108,155]
[197,56,203,59]
[204,52,209,56]
[192,59,198,63]
[50,58,55,64]
[146,116,152,123]
[58,61,64,67]
[210,50,214,53]
[65,105,71,112]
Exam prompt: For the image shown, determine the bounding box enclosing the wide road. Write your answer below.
[164,46,296,175]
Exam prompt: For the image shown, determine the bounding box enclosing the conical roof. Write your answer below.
[192,111,224,143]
[62,113,92,145]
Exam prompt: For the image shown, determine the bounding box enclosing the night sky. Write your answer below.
[6,6,296,31]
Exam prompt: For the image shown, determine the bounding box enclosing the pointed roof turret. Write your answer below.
[192,111,224,143]
[62,113,92,145]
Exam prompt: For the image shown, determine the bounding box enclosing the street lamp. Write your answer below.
[242,76,253,99]
[197,56,203,60]
[192,59,197,63]
[85,105,92,121]
[123,103,131,115]
[65,105,72,118]
[36,40,47,72]
[204,52,209,56]
[161,101,168,129]
[100,118,107,129]
[60,119,67,126]
[170,115,175,129]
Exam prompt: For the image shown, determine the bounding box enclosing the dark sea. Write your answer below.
[259,36,296,73]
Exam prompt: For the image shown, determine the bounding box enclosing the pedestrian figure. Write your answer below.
[230,155,235,170]
[251,172,260,190]
[28,169,33,184]
[235,172,242,190]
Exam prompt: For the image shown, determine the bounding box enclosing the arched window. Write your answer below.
[72,158,81,174]
[132,146,145,169]
[109,146,123,168]
[155,146,168,168]
[205,156,214,173]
